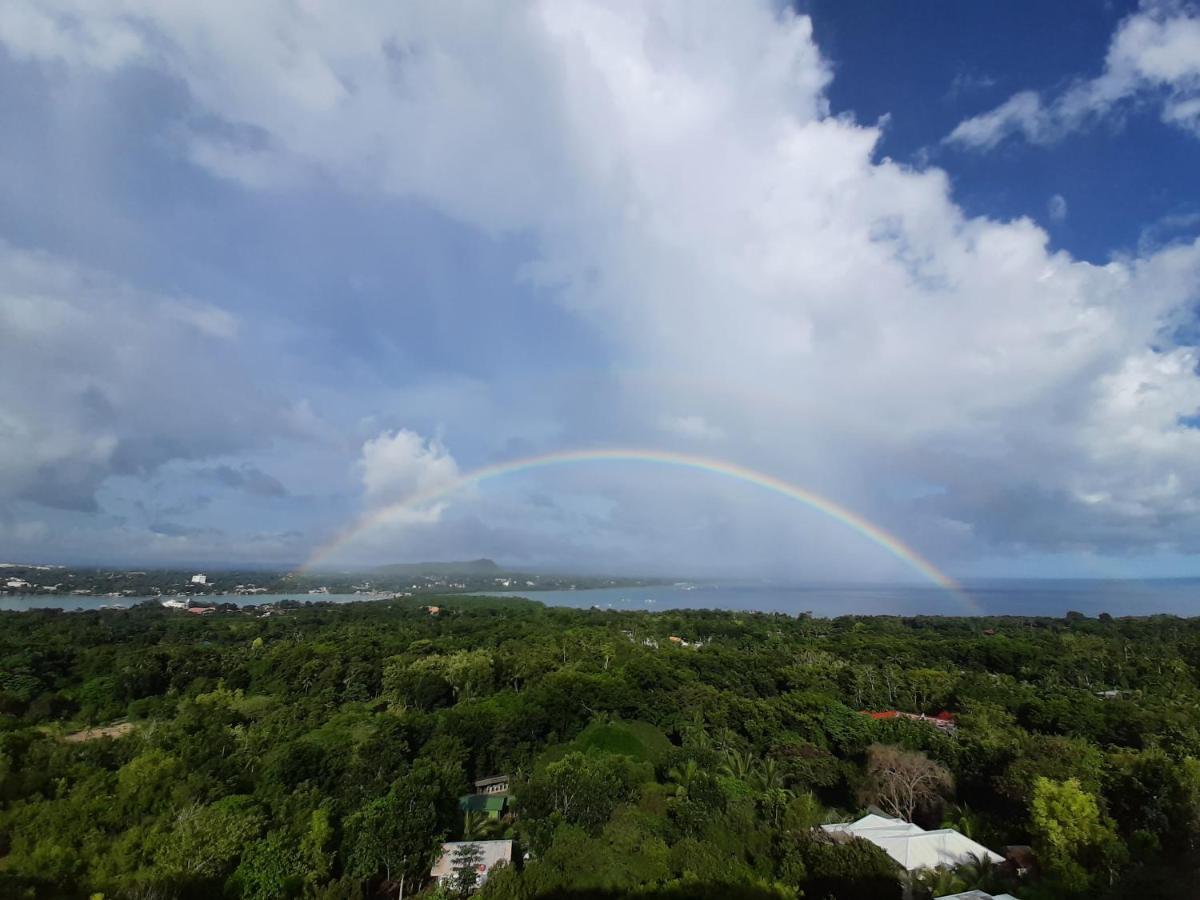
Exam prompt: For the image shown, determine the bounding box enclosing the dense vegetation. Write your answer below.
[3,597,1200,899]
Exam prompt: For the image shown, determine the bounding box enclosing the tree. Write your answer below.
[344,777,443,898]
[1029,777,1123,892]
[156,795,264,881]
[229,831,302,900]
[450,842,485,897]
[858,744,953,822]
[719,748,755,780]
[519,750,645,832]
[667,759,703,798]
[464,809,503,840]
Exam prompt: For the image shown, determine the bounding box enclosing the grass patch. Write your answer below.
[539,719,672,769]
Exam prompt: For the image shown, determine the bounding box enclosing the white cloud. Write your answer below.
[359,429,460,522]
[4,0,1200,568]
[1048,194,1069,222]
[948,2,1200,149]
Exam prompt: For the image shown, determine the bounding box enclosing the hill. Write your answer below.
[370,558,502,576]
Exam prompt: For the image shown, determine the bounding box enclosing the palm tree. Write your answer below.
[941,802,982,840]
[761,786,795,828]
[463,810,502,840]
[954,852,998,893]
[907,866,965,900]
[749,757,786,793]
[667,759,703,798]
[719,748,755,780]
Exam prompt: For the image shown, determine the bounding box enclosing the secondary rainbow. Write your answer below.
[301,448,971,606]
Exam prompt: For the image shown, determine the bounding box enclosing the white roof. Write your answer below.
[936,893,1020,900]
[822,814,1004,872]
[430,840,513,879]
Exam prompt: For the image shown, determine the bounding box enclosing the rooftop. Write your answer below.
[430,840,513,880]
[822,813,1003,873]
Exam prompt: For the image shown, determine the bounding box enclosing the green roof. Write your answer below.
[459,794,507,813]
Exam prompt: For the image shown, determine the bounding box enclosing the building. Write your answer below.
[459,793,508,820]
[430,840,512,888]
[190,574,207,585]
[474,775,510,795]
[822,813,1004,873]
[863,710,958,732]
[936,893,1021,900]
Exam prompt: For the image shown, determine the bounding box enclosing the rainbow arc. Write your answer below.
[301,449,974,610]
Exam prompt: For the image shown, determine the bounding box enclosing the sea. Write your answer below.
[5,579,1200,617]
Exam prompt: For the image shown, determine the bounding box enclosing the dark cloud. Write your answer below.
[202,463,288,498]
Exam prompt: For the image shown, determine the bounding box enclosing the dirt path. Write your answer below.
[62,721,135,743]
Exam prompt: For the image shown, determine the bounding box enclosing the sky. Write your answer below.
[1,0,1199,582]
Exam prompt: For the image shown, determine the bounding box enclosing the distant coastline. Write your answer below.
[8,577,1200,617]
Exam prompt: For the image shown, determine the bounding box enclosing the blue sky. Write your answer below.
[1,0,1199,581]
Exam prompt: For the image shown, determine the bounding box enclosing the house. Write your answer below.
[190,573,207,585]
[822,813,1004,873]
[474,774,510,795]
[936,893,1021,900]
[864,710,957,732]
[186,606,215,616]
[430,840,513,888]
[459,792,508,820]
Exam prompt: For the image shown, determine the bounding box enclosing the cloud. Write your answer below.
[359,429,460,523]
[660,414,726,442]
[3,1,1200,573]
[947,2,1200,149]
[1048,194,1069,223]
[200,463,288,498]
[0,240,302,512]
[946,70,998,100]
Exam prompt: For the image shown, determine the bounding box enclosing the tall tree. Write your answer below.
[858,744,953,822]
[450,842,485,898]
[343,777,443,898]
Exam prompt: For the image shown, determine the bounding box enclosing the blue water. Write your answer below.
[482,579,1200,618]
[5,579,1200,616]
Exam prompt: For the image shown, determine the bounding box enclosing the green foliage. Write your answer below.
[156,795,265,880]
[1029,776,1124,892]
[451,841,487,897]
[543,719,673,766]
[6,599,1200,896]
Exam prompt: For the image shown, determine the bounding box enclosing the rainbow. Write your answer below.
[301,448,972,606]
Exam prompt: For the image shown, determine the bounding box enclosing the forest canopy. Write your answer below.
[2,597,1199,899]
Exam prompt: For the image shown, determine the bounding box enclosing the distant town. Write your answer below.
[0,559,663,602]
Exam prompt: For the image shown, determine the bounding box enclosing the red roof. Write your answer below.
[861,710,956,723]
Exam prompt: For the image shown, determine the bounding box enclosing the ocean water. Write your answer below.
[479,579,1200,618]
[4,579,1200,617]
